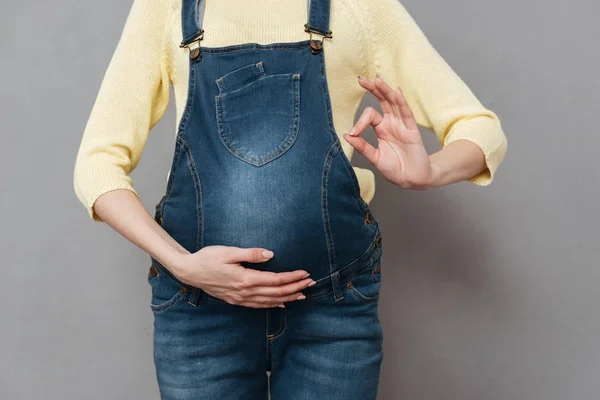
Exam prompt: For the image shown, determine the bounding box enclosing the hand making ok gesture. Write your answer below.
[343,75,435,190]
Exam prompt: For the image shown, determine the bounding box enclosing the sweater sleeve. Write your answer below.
[367,0,507,185]
[73,0,172,222]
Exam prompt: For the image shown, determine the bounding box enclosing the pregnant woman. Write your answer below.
[73,0,507,398]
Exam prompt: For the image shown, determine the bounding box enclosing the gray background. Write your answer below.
[1,0,598,399]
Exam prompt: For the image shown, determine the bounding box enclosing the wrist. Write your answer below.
[161,248,191,276]
[425,159,444,189]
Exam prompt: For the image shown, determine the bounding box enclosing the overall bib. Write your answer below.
[147,1,385,398]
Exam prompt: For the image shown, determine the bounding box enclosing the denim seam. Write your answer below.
[318,50,337,137]
[267,308,287,340]
[159,52,197,226]
[166,143,183,197]
[199,40,313,54]
[215,61,265,94]
[176,136,204,251]
[307,23,331,34]
[176,54,197,140]
[321,141,339,275]
[175,36,202,249]
[181,30,202,46]
[159,142,182,226]
[335,143,369,214]
[149,285,187,313]
[317,48,368,213]
[347,286,380,303]
[215,77,225,94]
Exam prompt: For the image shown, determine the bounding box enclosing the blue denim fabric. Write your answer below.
[147,0,385,398]
[148,236,383,400]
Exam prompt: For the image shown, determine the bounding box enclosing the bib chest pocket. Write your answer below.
[215,60,301,167]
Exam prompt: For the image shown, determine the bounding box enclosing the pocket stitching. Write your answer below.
[150,289,186,312]
[148,266,189,312]
[215,73,301,167]
[215,61,265,94]
[345,261,382,303]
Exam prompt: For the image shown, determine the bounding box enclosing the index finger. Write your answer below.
[242,268,311,287]
[358,75,398,117]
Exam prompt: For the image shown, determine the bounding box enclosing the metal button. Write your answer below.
[157,214,163,225]
[180,286,187,294]
[372,262,380,274]
[375,234,382,248]
[309,39,323,54]
[364,210,373,224]
[149,265,158,277]
[190,48,201,61]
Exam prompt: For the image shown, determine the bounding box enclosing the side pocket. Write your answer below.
[147,264,188,313]
[344,255,383,304]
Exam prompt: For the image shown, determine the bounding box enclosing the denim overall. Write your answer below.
[147,0,385,398]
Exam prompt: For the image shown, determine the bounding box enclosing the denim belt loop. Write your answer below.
[331,270,344,301]
[187,287,201,306]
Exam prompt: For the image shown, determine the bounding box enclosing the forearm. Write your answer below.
[92,189,190,270]
[427,139,487,188]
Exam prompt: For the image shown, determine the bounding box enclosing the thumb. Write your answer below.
[344,133,379,167]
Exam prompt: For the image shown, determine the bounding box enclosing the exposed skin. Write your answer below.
[92,75,487,310]
[343,75,488,189]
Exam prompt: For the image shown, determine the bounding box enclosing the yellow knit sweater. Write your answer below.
[74,0,507,222]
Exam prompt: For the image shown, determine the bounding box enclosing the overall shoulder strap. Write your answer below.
[180,0,333,58]
[181,0,205,47]
[306,0,332,37]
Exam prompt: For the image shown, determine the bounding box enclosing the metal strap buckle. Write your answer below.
[303,24,333,54]
[179,29,205,61]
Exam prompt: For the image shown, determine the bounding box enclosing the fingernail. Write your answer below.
[308,281,317,287]
[376,73,380,79]
[278,304,286,308]
[302,273,310,278]
[297,295,307,300]
[348,127,356,136]
[262,250,274,258]
[358,75,364,80]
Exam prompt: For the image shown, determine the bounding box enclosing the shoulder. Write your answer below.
[124,0,180,54]
[123,0,178,31]
[334,0,418,38]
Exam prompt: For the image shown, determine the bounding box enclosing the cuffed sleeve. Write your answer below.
[73,0,172,222]
[367,0,507,185]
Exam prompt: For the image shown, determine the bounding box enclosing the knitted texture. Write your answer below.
[74,0,507,222]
